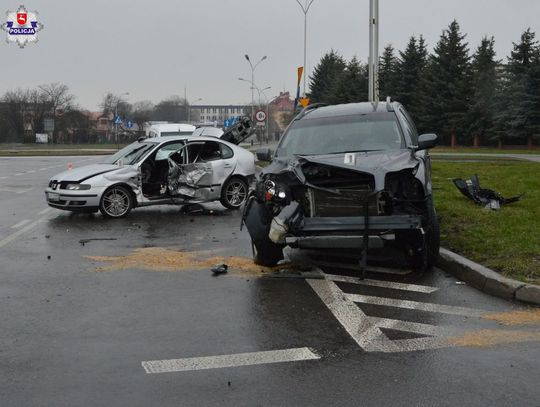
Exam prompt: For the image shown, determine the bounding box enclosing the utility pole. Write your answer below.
[368,0,379,103]
[295,0,315,97]
[187,97,202,123]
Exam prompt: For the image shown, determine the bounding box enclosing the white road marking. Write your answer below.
[11,219,32,229]
[0,186,33,194]
[0,217,47,249]
[27,170,36,173]
[366,316,454,337]
[313,260,411,275]
[325,274,439,294]
[308,273,487,353]
[345,293,486,318]
[142,347,320,374]
[38,207,53,215]
[0,176,7,180]
[307,279,400,352]
[14,173,23,176]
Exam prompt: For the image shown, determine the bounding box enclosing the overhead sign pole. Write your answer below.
[368,0,379,103]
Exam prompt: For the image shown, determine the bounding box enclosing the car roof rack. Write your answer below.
[297,103,327,119]
[386,96,394,112]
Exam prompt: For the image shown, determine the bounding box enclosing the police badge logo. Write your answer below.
[2,5,43,48]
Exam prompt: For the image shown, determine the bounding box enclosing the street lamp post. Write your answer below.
[295,0,315,97]
[368,0,379,102]
[188,98,202,123]
[115,92,129,150]
[243,54,267,119]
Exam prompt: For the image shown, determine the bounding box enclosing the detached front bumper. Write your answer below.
[44,187,103,212]
[286,215,422,249]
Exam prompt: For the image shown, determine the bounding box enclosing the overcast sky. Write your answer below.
[1,0,539,110]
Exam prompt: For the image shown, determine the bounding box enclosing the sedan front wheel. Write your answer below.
[220,177,248,209]
[99,185,133,218]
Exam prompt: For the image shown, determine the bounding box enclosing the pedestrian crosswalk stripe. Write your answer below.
[325,273,439,294]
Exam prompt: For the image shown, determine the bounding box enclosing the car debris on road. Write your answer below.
[452,174,523,210]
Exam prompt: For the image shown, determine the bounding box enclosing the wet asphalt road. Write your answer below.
[1,156,540,406]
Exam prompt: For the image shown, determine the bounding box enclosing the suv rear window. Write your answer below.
[277,112,404,157]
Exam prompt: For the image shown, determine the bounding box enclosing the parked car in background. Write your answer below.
[147,123,196,137]
[45,119,256,217]
[243,100,440,272]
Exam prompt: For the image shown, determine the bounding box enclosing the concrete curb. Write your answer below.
[436,248,540,305]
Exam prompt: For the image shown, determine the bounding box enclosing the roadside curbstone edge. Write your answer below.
[436,248,540,305]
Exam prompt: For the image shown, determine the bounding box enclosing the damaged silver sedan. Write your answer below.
[45,120,256,218]
[243,101,440,273]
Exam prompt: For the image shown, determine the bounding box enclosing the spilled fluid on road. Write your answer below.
[84,246,283,277]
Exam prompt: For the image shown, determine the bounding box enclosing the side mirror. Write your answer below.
[256,147,273,162]
[417,133,438,151]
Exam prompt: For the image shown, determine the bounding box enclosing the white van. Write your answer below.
[147,123,196,138]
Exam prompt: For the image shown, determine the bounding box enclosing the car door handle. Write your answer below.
[224,163,232,168]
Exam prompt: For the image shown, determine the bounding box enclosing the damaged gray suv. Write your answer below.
[242,100,440,273]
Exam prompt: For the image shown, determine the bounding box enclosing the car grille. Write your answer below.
[48,180,76,190]
[306,186,381,217]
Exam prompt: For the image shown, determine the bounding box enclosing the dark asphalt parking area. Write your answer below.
[1,156,540,406]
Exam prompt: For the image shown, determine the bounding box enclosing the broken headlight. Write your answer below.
[65,183,91,190]
[385,171,425,201]
[264,179,286,201]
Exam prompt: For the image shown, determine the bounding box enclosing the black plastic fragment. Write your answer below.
[452,174,523,210]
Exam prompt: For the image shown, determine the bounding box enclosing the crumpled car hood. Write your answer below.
[298,150,419,173]
[51,164,124,183]
[262,150,420,190]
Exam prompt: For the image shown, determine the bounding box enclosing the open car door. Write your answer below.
[219,116,255,145]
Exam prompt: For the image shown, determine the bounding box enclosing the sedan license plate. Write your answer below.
[48,192,60,201]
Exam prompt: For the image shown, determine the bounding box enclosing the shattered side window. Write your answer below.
[155,142,184,161]
[187,141,222,163]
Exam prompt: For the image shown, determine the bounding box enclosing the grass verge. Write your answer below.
[0,143,125,156]
[432,160,540,283]
[432,146,540,155]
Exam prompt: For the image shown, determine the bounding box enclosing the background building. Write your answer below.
[190,105,247,125]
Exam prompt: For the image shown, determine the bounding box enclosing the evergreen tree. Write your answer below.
[327,57,368,104]
[500,29,540,146]
[308,50,346,103]
[379,44,399,99]
[466,37,499,145]
[394,36,428,121]
[416,20,471,143]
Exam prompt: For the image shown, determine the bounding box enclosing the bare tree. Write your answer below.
[153,95,188,122]
[100,92,132,118]
[38,82,75,115]
[1,89,27,141]
[37,83,76,143]
[132,100,154,132]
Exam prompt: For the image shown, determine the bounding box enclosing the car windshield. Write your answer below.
[101,142,156,165]
[276,113,404,157]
